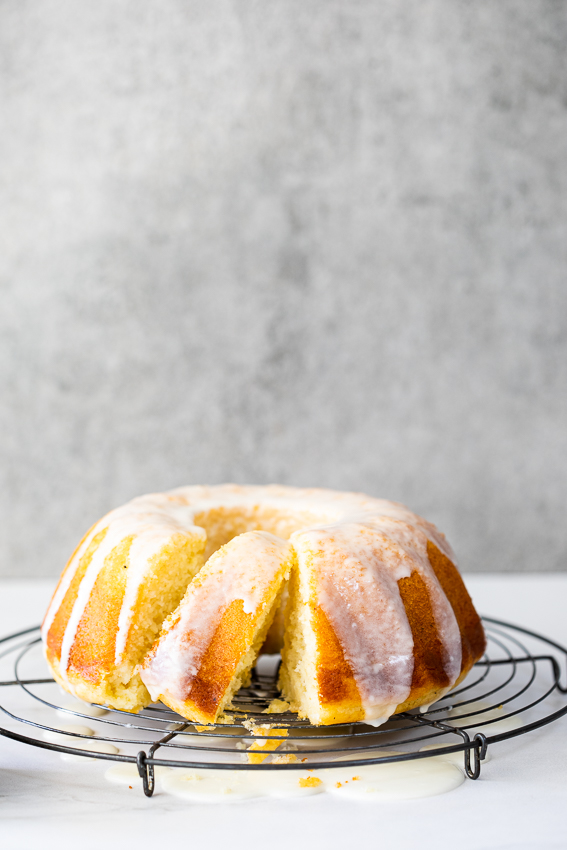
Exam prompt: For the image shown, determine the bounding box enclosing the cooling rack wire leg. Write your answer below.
[134,723,186,796]
[136,751,155,797]
[464,733,488,780]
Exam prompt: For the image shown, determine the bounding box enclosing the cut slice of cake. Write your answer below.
[140,531,294,724]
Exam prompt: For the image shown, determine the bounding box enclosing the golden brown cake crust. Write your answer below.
[44,527,109,670]
[398,570,451,692]
[310,547,486,723]
[67,544,131,684]
[173,599,254,721]
[427,541,486,673]
[314,606,364,722]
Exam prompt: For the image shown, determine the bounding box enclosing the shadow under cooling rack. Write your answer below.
[1,616,566,796]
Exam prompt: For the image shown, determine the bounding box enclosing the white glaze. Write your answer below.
[42,723,94,743]
[56,699,108,719]
[60,740,119,762]
[105,763,167,784]
[332,749,404,760]
[140,531,292,702]
[161,769,263,802]
[248,772,325,798]
[105,757,464,801]
[42,724,120,761]
[324,759,464,800]
[420,742,492,766]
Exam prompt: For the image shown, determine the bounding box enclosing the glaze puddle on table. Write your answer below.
[419,742,492,766]
[56,698,109,719]
[43,724,120,761]
[43,723,94,743]
[105,754,464,802]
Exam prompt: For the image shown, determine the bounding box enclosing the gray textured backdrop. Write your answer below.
[1,1,566,577]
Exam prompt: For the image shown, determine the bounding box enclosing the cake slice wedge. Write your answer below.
[140,531,294,724]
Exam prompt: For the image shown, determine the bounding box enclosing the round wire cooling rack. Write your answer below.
[0,616,566,797]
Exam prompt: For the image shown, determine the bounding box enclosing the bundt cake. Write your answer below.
[42,485,485,726]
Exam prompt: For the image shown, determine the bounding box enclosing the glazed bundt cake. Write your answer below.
[42,485,485,726]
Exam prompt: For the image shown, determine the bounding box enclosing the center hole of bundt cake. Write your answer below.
[193,506,329,561]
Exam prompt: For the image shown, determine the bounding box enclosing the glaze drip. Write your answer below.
[293,524,416,723]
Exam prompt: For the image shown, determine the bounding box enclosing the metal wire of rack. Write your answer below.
[1,616,566,797]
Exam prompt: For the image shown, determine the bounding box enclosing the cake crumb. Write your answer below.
[264,698,290,714]
[335,782,342,788]
[246,728,288,764]
[247,740,281,764]
[252,725,289,737]
[218,714,235,724]
[299,776,323,788]
[271,754,298,765]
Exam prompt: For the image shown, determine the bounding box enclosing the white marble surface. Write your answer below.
[1,576,566,850]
